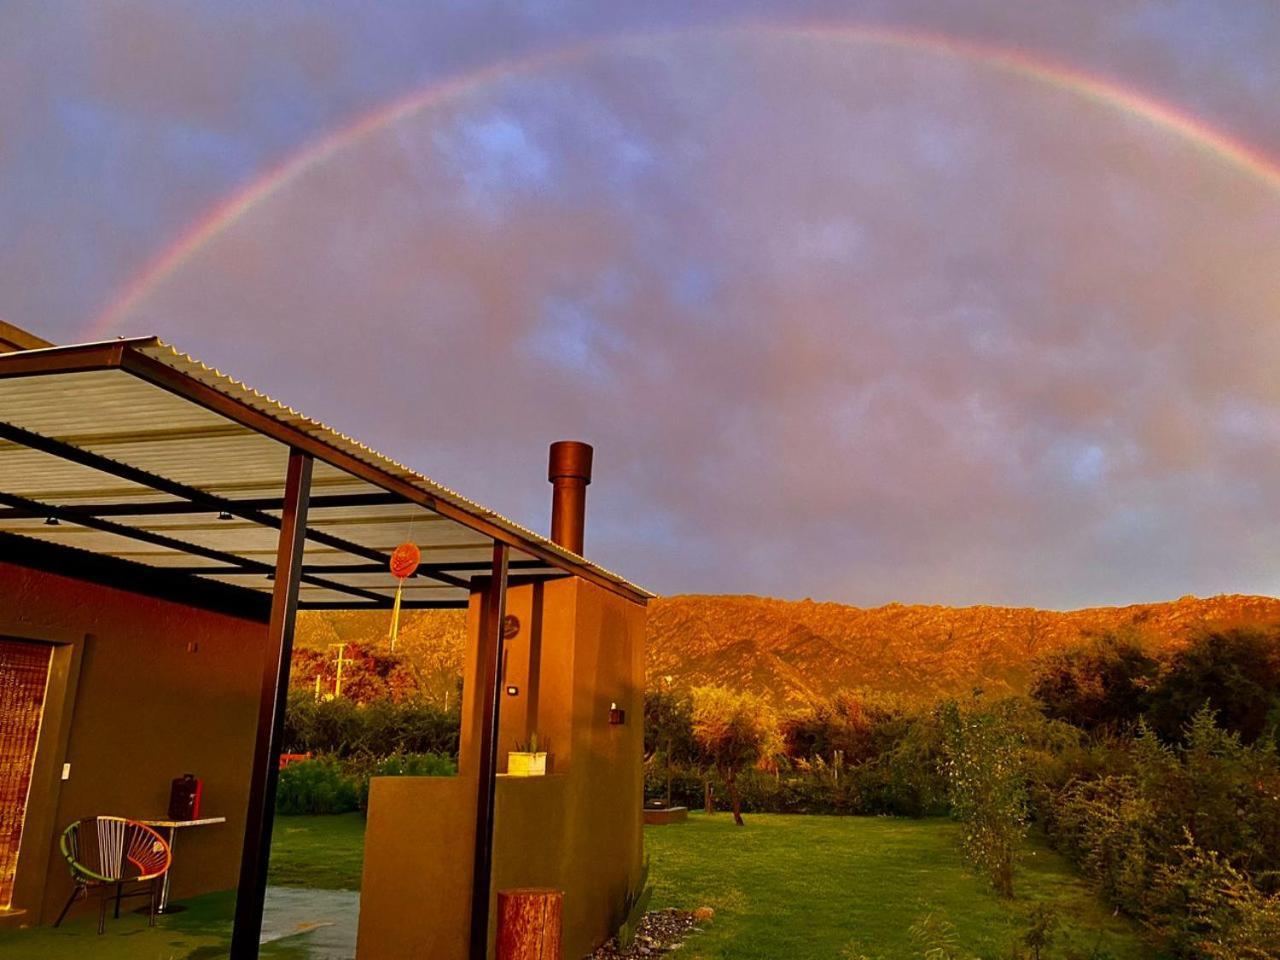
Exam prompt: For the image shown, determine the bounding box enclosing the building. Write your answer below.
[0,328,650,958]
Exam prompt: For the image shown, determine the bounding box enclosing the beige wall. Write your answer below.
[358,576,647,960]
[0,560,264,925]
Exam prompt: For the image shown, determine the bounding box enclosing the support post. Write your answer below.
[230,450,312,959]
[469,540,510,960]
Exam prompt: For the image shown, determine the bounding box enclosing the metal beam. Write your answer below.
[134,560,548,576]
[0,420,469,590]
[469,541,509,960]
[231,450,311,960]
[299,599,469,610]
[0,529,271,621]
[0,490,395,606]
[0,491,403,519]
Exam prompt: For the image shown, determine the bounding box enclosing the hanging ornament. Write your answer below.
[387,541,421,650]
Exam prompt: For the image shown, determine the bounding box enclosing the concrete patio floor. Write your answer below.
[0,885,359,960]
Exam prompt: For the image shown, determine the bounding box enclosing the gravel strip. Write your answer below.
[588,907,711,958]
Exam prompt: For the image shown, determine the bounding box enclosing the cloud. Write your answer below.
[3,3,1280,607]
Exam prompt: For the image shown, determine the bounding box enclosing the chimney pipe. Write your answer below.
[548,440,593,555]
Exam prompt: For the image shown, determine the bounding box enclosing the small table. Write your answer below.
[137,817,227,913]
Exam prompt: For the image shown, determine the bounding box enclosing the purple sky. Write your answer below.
[3,2,1279,608]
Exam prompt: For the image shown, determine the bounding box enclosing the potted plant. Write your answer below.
[507,732,549,777]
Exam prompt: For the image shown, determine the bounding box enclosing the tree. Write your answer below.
[940,698,1028,897]
[690,685,780,826]
[644,688,697,807]
[1147,628,1280,745]
[1030,631,1159,733]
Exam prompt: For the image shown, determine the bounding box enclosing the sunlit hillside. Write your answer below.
[647,593,1280,703]
[297,593,1280,704]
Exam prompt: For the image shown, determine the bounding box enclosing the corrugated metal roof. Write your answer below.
[0,337,652,608]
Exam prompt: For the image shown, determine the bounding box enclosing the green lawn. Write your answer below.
[1,812,1155,959]
[269,813,366,890]
[646,813,1154,960]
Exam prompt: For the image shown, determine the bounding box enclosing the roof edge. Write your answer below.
[0,336,653,604]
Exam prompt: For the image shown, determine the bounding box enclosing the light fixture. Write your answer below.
[44,516,60,526]
[217,511,233,520]
[609,702,626,725]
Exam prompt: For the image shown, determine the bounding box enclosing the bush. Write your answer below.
[351,752,457,812]
[1042,708,1280,952]
[276,760,359,815]
[1149,835,1280,960]
[282,690,460,759]
[275,752,457,816]
[940,698,1029,898]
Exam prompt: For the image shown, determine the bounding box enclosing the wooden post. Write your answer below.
[496,888,563,960]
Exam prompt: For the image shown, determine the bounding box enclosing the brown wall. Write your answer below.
[0,560,264,925]
[357,576,647,960]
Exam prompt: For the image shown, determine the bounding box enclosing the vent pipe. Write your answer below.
[548,440,593,555]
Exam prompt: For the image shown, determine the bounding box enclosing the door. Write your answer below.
[0,638,52,909]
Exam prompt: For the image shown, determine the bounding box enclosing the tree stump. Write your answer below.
[496,888,563,960]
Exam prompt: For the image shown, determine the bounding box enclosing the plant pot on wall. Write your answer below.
[507,751,548,777]
[508,733,549,776]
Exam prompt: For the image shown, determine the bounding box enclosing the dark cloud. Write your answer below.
[2,3,1279,607]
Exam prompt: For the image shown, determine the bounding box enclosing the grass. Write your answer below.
[645,813,1154,960]
[268,813,366,890]
[0,812,1155,959]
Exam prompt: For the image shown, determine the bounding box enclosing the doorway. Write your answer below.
[0,638,52,909]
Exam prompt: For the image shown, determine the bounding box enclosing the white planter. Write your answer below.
[507,751,548,777]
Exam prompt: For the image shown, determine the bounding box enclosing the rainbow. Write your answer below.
[88,21,1280,336]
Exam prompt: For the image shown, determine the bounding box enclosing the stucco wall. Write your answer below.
[357,576,647,960]
[0,560,264,924]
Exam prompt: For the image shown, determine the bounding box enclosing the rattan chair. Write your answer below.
[54,816,172,933]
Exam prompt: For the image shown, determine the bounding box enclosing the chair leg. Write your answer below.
[114,882,123,919]
[98,890,107,934]
[53,885,81,927]
[148,878,158,927]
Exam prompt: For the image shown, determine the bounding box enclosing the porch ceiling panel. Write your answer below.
[0,338,651,612]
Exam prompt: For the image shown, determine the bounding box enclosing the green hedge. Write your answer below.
[276,753,457,815]
[283,692,460,759]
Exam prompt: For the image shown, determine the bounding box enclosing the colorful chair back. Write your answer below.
[60,816,172,884]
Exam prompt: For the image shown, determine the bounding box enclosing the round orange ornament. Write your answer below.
[390,542,421,580]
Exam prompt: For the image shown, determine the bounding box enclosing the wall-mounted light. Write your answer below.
[217,511,233,520]
[609,702,625,725]
[506,685,520,697]
[44,516,60,526]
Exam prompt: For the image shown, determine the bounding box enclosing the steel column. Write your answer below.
[468,541,510,960]
[230,450,312,959]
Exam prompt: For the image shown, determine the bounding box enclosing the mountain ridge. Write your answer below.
[296,592,1280,704]
[645,592,1280,703]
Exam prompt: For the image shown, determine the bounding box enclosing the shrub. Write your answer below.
[940,698,1029,898]
[275,759,359,815]
[352,752,457,813]
[1148,834,1280,960]
[282,690,460,759]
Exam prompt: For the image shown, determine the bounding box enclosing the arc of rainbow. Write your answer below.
[89,21,1280,336]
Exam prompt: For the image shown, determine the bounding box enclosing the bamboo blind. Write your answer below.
[0,639,51,909]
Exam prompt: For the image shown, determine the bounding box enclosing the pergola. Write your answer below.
[0,337,650,958]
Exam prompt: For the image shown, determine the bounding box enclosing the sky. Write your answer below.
[2,1,1279,609]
